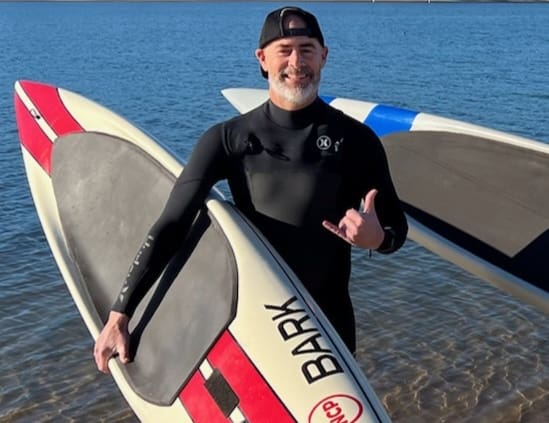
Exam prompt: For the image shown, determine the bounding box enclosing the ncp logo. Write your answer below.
[308,394,363,423]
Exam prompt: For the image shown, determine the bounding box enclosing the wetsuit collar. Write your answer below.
[264,97,324,129]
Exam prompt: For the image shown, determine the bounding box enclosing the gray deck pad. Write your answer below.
[383,130,548,293]
[52,133,237,405]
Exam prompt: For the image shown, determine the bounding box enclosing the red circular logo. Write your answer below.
[309,394,364,423]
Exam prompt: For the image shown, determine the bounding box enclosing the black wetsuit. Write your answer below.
[112,97,408,352]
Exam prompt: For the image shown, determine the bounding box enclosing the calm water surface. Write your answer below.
[0,2,548,422]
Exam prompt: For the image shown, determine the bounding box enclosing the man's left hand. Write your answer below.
[322,189,385,249]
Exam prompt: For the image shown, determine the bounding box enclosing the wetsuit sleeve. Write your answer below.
[111,124,228,317]
[360,128,408,254]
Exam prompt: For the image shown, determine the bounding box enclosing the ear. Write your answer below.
[255,48,268,73]
[321,46,328,68]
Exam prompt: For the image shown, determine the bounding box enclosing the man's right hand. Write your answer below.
[94,311,130,374]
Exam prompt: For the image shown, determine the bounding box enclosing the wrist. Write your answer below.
[107,311,129,327]
[377,227,396,253]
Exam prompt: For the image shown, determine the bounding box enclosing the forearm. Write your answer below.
[110,178,214,317]
[370,138,408,254]
[375,190,408,254]
[111,223,178,317]
[110,125,228,318]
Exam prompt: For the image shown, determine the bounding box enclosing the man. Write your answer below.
[94,6,407,373]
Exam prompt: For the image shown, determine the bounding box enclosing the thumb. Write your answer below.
[363,189,378,214]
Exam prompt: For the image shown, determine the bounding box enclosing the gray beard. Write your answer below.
[269,72,321,108]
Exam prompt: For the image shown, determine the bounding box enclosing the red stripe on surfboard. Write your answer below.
[18,81,82,137]
[208,331,295,422]
[179,371,228,423]
[14,93,54,174]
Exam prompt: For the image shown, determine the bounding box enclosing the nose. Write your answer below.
[288,49,302,68]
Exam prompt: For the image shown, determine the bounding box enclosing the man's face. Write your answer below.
[256,15,328,110]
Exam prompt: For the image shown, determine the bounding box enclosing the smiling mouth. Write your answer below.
[282,69,310,83]
[285,74,307,82]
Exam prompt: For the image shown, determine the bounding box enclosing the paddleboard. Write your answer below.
[14,80,392,423]
[222,88,549,314]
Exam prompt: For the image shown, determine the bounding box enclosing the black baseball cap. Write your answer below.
[258,6,325,78]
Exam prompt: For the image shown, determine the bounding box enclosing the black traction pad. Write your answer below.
[52,133,237,405]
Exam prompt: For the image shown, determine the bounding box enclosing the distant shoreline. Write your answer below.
[2,0,548,3]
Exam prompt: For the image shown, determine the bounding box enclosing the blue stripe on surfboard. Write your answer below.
[365,104,418,137]
[321,95,418,138]
[320,94,336,104]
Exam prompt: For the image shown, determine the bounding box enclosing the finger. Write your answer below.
[322,220,353,244]
[362,189,378,214]
[322,220,342,236]
[117,341,130,364]
[345,208,363,225]
[95,347,111,374]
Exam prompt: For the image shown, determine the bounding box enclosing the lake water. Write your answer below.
[0,2,548,422]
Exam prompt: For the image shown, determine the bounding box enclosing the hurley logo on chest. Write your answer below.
[316,134,344,153]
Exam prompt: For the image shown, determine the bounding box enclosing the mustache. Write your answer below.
[280,65,313,78]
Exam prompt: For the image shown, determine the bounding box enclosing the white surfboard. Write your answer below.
[222,88,549,314]
[15,80,392,423]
